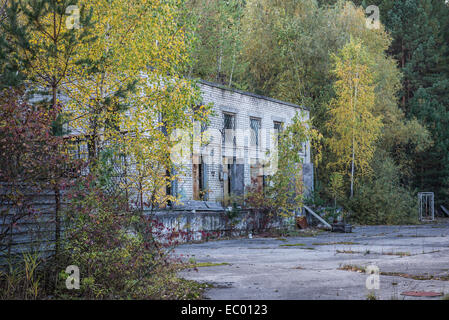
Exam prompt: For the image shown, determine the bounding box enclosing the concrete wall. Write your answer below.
[148,209,296,242]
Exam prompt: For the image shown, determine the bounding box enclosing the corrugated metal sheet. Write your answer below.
[0,184,61,265]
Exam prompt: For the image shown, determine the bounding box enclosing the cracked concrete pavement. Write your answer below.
[175,219,449,300]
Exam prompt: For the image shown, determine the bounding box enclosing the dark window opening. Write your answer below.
[250,118,261,148]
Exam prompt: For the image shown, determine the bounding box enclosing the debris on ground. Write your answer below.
[331,222,352,233]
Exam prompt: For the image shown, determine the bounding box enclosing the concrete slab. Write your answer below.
[175,219,449,300]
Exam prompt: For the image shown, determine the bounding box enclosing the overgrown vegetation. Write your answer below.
[1,0,448,300]
[344,154,419,224]
[242,113,321,226]
[0,0,208,300]
[187,0,448,224]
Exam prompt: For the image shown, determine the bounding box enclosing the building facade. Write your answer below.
[173,80,313,206]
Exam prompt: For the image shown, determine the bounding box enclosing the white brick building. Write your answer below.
[172,80,313,207]
[61,79,314,209]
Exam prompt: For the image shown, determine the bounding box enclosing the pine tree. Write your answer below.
[383,0,449,203]
[0,0,94,105]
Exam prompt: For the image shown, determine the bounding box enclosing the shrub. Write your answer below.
[0,89,80,258]
[59,175,200,299]
[344,156,418,225]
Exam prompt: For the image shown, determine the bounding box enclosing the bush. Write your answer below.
[344,156,418,225]
[59,175,202,299]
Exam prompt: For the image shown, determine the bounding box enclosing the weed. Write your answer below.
[336,250,360,254]
[279,243,306,247]
[185,262,230,269]
[313,241,359,245]
[366,292,377,300]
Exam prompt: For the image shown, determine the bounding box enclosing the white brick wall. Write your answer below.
[176,81,312,203]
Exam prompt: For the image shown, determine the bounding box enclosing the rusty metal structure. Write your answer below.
[418,192,434,221]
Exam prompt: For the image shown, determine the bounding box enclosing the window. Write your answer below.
[223,113,235,146]
[250,118,261,148]
[273,121,283,145]
[273,121,283,133]
[192,155,207,200]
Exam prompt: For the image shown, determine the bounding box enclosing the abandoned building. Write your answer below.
[61,79,314,209]
[171,80,314,209]
[0,80,316,261]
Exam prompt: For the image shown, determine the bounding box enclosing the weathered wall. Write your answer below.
[0,185,59,264]
[177,81,313,203]
[148,208,296,242]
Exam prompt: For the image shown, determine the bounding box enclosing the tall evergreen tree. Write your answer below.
[381,0,449,203]
[0,0,94,105]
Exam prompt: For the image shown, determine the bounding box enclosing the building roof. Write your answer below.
[198,79,310,111]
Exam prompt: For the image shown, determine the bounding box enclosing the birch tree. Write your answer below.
[327,37,382,198]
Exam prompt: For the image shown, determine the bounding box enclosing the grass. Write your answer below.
[366,292,378,300]
[185,262,230,268]
[313,241,359,245]
[279,243,306,247]
[338,264,366,273]
[272,228,325,238]
[173,278,214,300]
[382,251,411,257]
[336,250,360,254]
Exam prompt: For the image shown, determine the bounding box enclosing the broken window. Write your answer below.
[273,121,283,145]
[273,121,283,133]
[223,113,235,146]
[249,118,263,191]
[193,123,209,201]
[250,118,261,148]
[193,155,207,200]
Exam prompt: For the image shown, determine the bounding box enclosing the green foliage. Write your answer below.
[60,175,203,299]
[0,252,42,300]
[245,113,321,223]
[187,0,245,86]
[379,0,449,204]
[0,0,95,99]
[344,153,418,225]
[214,0,432,211]
[329,172,344,208]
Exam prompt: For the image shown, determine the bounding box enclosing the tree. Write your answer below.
[0,0,94,105]
[187,0,245,86]
[327,37,382,197]
[245,112,322,221]
[240,0,321,101]
[0,89,80,258]
[0,0,96,257]
[238,1,430,186]
[355,0,449,203]
[329,172,344,208]
[60,0,210,210]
